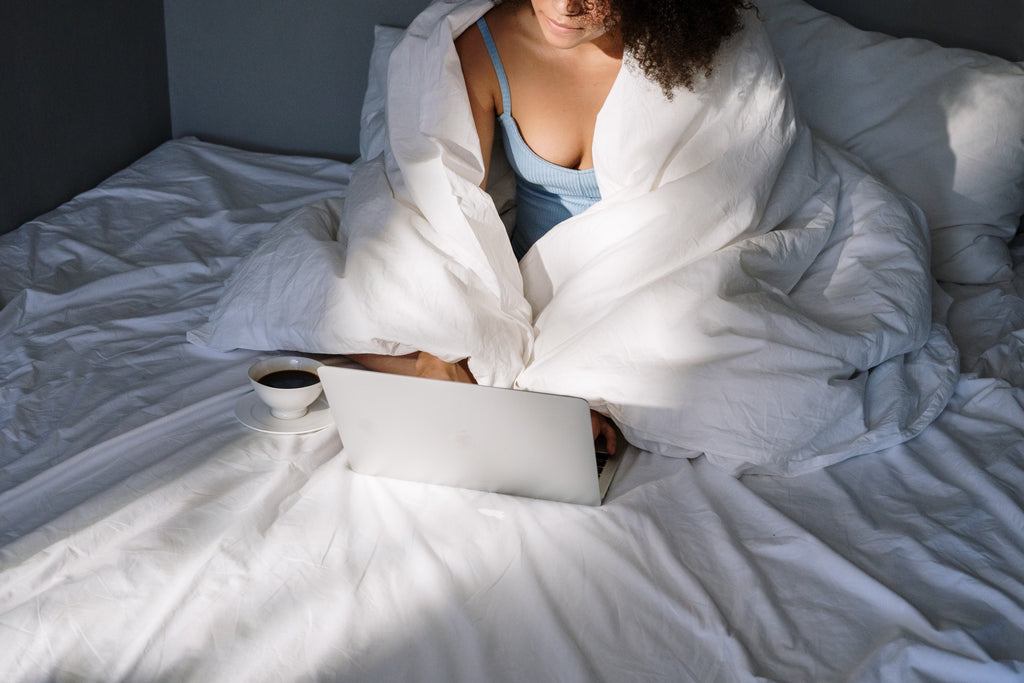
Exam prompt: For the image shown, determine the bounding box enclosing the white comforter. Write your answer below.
[190,0,958,474]
[3,139,1023,683]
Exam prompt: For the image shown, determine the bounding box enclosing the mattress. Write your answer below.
[1,136,1022,681]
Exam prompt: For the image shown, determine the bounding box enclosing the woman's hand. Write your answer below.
[591,411,617,454]
[349,352,475,383]
[414,351,476,384]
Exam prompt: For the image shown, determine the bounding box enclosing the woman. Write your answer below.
[352,0,750,448]
[193,0,954,472]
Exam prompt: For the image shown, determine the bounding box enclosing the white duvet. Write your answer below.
[4,136,1023,683]
[190,0,959,474]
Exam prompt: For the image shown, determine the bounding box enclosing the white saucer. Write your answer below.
[234,392,334,435]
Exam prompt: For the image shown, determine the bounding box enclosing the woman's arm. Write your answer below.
[345,33,498,387]
[455,21,499,188]
[348,352,476,383]
[350,21,615,449]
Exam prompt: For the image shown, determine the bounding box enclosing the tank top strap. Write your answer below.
[475,18,512,117]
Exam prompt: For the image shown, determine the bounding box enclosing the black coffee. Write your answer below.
[257,369,320,389]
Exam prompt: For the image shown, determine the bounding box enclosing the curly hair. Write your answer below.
[615,0,753,94]
[502,0,753,95]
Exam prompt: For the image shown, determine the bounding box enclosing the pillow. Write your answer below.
[358,25,405,162]
[187,198,349,353]
[758,0,1024,284]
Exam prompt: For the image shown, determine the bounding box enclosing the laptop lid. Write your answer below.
[317,366,614,506]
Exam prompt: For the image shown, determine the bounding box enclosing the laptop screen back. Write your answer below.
[318,366,603,505]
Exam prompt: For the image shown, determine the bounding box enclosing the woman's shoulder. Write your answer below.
[455,15,491,82]
[455,5,512,50]
[455,9,504,114]
[454,12,484,54]
[457,3,523,52]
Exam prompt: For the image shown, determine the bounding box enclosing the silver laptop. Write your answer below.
[317,366,623,506]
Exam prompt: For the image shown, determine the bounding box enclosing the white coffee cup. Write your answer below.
[248,356,324,420]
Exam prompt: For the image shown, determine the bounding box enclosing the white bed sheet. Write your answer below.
[1,138,1023,681]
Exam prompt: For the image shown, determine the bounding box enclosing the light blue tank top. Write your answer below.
[476,18,601,260]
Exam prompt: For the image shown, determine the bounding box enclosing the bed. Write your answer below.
[2,0,1023,680]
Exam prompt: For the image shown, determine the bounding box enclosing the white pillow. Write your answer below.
[758,0,1024,284]
[187,198,349,353]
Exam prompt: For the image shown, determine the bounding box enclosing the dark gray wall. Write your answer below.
[807,0,1024,61]
[0,0,171,235]
[164,0,428,162]
[163,0,1023,164]
[2,0,1020,235]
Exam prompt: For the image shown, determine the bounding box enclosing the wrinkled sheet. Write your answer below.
[2,138,1024,682]
[189,0,957,474]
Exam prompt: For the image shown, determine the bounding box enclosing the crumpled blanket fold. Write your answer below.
[190,0,958,474]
